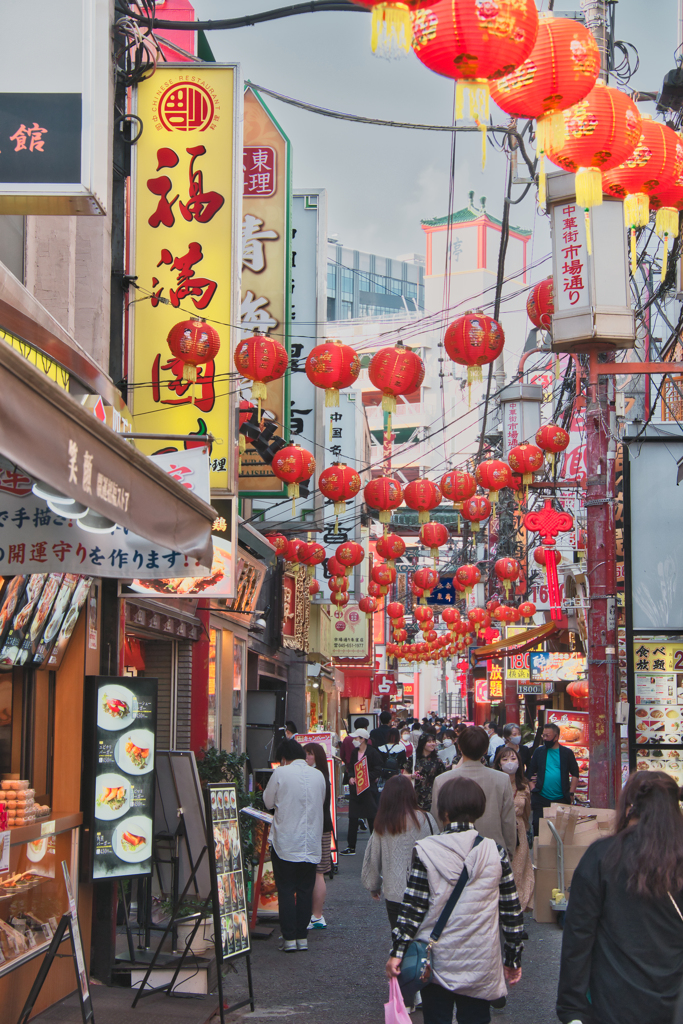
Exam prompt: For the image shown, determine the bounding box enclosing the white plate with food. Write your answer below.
[114,730,154,774]
[112,816,152,863]
[98,684,138,731]
[95,773,132,820]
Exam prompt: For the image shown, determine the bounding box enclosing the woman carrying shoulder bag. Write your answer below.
[386,776,524,1024]
[362,774,438,931]
[558,770,683,1024]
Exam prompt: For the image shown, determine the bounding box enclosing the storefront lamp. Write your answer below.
[78,509,117,534]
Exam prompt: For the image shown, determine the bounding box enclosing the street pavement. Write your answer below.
[32,813,564,1024]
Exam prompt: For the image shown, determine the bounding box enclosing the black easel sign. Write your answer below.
[206,783,251,961]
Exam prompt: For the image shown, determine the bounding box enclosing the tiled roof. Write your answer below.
[421,190,531,236]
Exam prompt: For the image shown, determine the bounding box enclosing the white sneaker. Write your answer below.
[296,938,308,950]
[308,915,326,929]
[279,939,297,952]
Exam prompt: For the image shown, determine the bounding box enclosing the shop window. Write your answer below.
[0,668,55,803]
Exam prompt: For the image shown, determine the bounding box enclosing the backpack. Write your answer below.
[380,744,402,778]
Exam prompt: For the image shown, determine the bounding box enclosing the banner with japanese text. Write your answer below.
[131,65,241,494]
[238,86,291,494]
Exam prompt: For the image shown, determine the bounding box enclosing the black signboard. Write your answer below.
[82,675,157,881]
[206,783,250,962]
[0,93,81,184]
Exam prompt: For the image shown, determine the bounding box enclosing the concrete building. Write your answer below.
[326,240,425,320]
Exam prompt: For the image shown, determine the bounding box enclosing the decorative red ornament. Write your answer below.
[536,424,570,472]
[440,470,477,509]
[442,607,461,630]
[309,579,320,597]
[368,343,425,426]
[368,580,384,599]
[166,318,221,388]
[413,567,439,596]
[468,608,491,633]
[545,81,642,243]
[318,462,362,531]
[364,476,404,526]
[298,542,326,567]
[392,617,406,630]
[425,629,438,643]
[233,333,288,418]
[271,444,316,513]
[358,595,378,621]
[330,591,350,608]
[414,605,434,624]
[507,606,521,623]
[493,604,514,623]
[420,521,449,563]
[494,557,520,597]
[411,583,425,599]
[305,339,361,407]
[265,533,288,557]
[327,555,346,577]
[455,564,481,595]
[461,495,491,533]
[650,165,683,281]
[285,538,305,563]
[328,576,349,594]
[486,598,500,613]
[372,563,396,594]
[238,398,256,466]
[411,0,538,167]
[387,602,405,619]
[475,460,512,504]
[518,600,537,622]
[404,478,442,525]
[525,498,573,620]
[508,444,544,486]
[533,547,562,568]
[393,628,408,642]
[444,313,506,386]
[526,278,554,332]
[335,541,365,576]
[375,533,406,564]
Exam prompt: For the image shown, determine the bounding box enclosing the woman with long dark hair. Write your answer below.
[412,732,449,811]
[361,774,437,930]
[303,742,332,929]
[493,746,533,912]
[557,771,683,1024]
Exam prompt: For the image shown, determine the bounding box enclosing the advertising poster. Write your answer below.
[131,65,240,494]
[529,652,587,684]
[0,572,92,669]
[354,756,370,795]
[207,784,251,960]
[90,677,157,880]
[547,710,589,801]
[331,604,368,658]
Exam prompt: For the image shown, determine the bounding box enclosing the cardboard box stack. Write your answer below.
[533,804,616,923]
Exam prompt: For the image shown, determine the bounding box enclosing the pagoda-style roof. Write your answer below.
[421,190,531,236]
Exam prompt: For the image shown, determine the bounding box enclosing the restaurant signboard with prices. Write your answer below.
[82,676,158,881]
[547,710,589,801]
[131,65,241,494]
[238,87,291,495]
[206,784,250,961]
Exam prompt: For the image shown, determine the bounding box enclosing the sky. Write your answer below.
[187,0,678,269]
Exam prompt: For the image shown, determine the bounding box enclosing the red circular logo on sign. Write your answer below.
[335,622,346,632]
[158,82,215,131]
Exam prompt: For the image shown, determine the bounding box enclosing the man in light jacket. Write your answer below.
[431,725,517,858]
[263,738,325,952]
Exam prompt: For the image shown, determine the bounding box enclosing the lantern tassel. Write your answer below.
[584,209,592,257]
[382,393,397,415]
[455,80,489,171]
[656,207,678,283]
[370,4,412,59]
[325,387,340,408]
[630,228,637,277]
[575,167,603,210]
[662,234,669,282]
[624,192,650,230]
[288,481,300,517]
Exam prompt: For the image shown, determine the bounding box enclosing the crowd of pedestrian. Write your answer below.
[262,713,683,1024]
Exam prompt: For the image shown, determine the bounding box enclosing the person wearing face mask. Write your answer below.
[502,723,531,771]
[399,725,413,760]
[341,729,384,855]
[412,733,449,811]
[437,729,458,766]
[493,746,534,913]
[528,722,580,836]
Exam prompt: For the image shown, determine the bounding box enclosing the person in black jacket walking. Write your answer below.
[341,729,384,855]
[527,722,579,835]
[557,771,683,1024]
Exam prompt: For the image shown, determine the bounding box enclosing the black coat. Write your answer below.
[347,744,383,819]
[557,834,683,1024]
[528,743,579,801]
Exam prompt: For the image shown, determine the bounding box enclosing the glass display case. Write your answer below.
[0,814,80,976]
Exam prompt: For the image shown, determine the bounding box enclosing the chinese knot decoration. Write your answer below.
[404,478,442,525]
[318,462,361,532]
[440,469,477,509]
[524,498,573,620]
[234,333,289,420]
[526,278,554,332]
[271,444,315,514]
[364,476,404,527]
[305,338,361,408]
[166,318,221,400]
[444,312,506,388]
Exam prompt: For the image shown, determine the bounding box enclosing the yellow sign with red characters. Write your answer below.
[130,65,241,494]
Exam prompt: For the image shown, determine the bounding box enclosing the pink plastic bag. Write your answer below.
[385,977,412,1024]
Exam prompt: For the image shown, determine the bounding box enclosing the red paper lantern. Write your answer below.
[420,521,449,561]
[455,564,481,595]
[526,279,554,332]
[545,81,642,217]
[387,602,405,619]
[413,567,439,596]
[392,617,406,629]
[650,168,683,280]
[493,604,514,622]
[536,424,570,471]
[394,628,408,642]
[372,563,396,594]
[461,495,491,533]
[368,343,425,418]
[411,583,425,599]
[495,557,520,596]
[423,629,437,643]
[476,460,512,504]
[534,547,562,568]
[508,444,544,485]
[265,533,287,557]
[414,606,434,624]
[440,470,477,509]
[442,607,461,628]
[318,462,362,531]
[233,333,289,418]
[271,444,316,512]
[327,574,346,592]
[298,542,326,567]
[309,579,320,596]
[411,0,539,141]
[167,318,221,385]
[468,608,491,632]
[375,533,406,564]
[336,541,365,576]
[368,580,384,599]
[507,606,521,623]
[305,338,361,407]
[358,595,378,621]
[330,590,350,608]
[364,476,404,526]
[327,555,346,577]
[285,538,305,563]
[444,312,505,385]
[404,478,442,525]
[518,600,537,622]
[486,598,500,613]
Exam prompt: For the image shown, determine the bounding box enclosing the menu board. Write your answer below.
[634,704,683,745]
[86,676,157,880]
[530,652,587,683]
[206,784,250,961]
[634,674,677,705]
[547,710,589,802]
